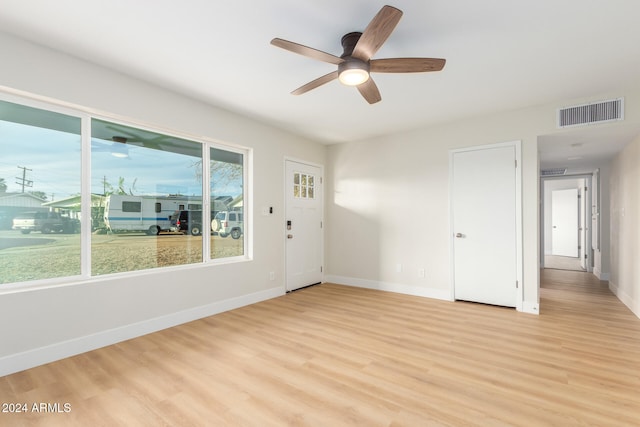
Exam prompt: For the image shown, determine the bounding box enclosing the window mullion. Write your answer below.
[81,115,92,278]
[202,143,211,261]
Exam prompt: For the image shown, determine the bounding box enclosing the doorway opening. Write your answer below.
[540,174,593,273]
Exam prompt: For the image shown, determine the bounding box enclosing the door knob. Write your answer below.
[287,234,293,239]
[455,233,464,238]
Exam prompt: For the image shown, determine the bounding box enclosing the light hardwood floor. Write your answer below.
[543,255,584,271]
[1,270,640,426]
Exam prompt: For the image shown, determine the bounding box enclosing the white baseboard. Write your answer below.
[326,275,540,315]
[522,300,540,315]
[593,267,610,281]
[324,275,452,301]
[609,280,640,320]
[0,286,284,377]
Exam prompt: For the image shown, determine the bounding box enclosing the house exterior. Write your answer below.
[0,192,47,229]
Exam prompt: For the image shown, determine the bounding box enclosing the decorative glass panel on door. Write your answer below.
[293,172,315,200]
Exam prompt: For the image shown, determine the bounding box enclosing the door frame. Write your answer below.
[449,140,523,311]
[284,157,324,292]
[540,174,593,272]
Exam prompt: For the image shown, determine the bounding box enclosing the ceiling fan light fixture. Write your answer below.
[338,60,370,86]
[111,136,129,158]
[111,145,129,158]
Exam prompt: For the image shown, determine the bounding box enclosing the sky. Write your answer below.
[0,120,242,202]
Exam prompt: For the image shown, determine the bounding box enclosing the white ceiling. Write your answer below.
[1,0,640,167]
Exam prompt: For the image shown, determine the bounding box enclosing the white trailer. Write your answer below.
[104,194,201,235]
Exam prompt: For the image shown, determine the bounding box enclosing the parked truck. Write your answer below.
[12,211,80,234]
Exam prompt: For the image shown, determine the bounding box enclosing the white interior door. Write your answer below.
[451,143,519,308]
[551,188,579,257]
[285,160,323,291]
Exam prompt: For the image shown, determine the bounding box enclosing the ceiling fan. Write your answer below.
[271,5,446,104]
[91,136,136,158]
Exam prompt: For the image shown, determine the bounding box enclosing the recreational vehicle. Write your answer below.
[103,194,234,235]
[103,195,201,235]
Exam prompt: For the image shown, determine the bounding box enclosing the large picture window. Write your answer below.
[0,96,249,287]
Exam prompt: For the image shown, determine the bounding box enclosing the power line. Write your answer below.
[15,165,33,193]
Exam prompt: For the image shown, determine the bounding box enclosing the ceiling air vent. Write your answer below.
[557,98,624,128]
[541,168,567,176]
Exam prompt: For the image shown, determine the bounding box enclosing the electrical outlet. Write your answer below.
[396,263,402,273]
[418,268,425,278]
[269,272,275,281]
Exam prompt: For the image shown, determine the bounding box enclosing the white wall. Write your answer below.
[325,93,640,315]
[609,134,640,317]
[0,32,325,375]
[325,108,543,311]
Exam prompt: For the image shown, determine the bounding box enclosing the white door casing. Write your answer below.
[591,168,600,251]
[551,188,579,258]
[285,160,323,292]
[450,141,522,309]
[580,185,587,270]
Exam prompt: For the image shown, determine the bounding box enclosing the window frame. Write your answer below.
[0,90,252,292]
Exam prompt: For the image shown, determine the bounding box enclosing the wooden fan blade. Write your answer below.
[292,71,339,95]
[352,5,403,61]
[370,58,446,73]
[357,78,382,104]
[271,38,343,65]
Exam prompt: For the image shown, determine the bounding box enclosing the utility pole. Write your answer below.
[16,165,33,193]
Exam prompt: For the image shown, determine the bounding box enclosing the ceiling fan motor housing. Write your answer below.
[338,32,370,85]
[340,32,363,58]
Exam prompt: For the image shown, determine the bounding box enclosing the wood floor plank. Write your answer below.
[1,269,640,426]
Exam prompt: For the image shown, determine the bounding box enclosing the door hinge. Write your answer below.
[320,266,323,272]
[516,281,519,289]
[320,221,323,228]
[515,159,518,168]
[320,177,323,184]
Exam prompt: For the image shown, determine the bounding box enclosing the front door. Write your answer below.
[285,160,323,291]
[451,142,520,308]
